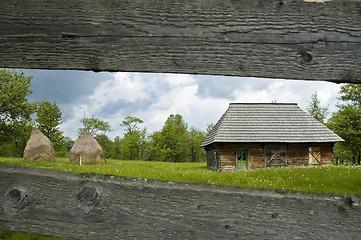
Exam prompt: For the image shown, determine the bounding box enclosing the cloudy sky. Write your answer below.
[22,69,342,140]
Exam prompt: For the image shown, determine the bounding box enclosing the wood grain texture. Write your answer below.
[0,164,360,240]
[0,0,360,82]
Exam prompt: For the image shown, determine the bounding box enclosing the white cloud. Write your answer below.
[60,104,88,139]
[44,71,342,140]
[141,83,229,133]
[61,72,205,139]
[88,72,148,111]
[163,73,197,88]
[231,79,340,113]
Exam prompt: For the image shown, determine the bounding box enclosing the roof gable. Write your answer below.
[201,103,343,146]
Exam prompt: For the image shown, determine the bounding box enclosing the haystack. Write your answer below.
[70,129,103,164]
[23,128,55,162]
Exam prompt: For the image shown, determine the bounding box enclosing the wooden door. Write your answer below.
[309,147,321,165]
[236,149,248,170]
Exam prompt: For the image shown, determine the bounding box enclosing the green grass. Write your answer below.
[1,157,361,240]
[0,231,65,240]
[1,157,361,195]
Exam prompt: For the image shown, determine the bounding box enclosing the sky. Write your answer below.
[22,69,342,140]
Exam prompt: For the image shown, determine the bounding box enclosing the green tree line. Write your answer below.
[1,69,360,164]
[92,113,208,162]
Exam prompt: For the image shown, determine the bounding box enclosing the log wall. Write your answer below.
[320,143,334,164]
[213,142,335,171]
[218,143,265,171]
[205,144,220,170]
[219,144,237,171]
[249,144,266,169]
[287,143,334,166]
[287,144,309,166]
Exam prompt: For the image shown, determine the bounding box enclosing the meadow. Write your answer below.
[1,157,361,195]
[1,157,361,240]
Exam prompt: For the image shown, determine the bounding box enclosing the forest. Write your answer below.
[1,68,360,165]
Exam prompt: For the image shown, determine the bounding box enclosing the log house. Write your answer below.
[202,103,343,171]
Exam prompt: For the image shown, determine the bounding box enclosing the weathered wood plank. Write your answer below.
[0,0,360,82]
[0,164,360,240]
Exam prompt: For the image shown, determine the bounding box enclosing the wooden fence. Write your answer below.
[0,0,360,82]
[0,0,361,239]
[1,164,361,239]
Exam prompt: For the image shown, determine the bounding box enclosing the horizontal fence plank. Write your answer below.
[0,0,360,82]
[0,164,360,240]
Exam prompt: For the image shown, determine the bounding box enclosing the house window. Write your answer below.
[309,147,321,165]
[265,145,286,167]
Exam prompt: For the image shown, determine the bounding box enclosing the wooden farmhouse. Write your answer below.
[201,103,344,171]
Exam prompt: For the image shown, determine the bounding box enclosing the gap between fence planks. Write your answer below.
[0,164,360,239]
[0,0,360,83]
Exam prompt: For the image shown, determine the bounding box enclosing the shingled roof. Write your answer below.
[201,103,343,147]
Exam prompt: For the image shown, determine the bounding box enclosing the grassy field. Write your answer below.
[1,157,361,195]
[0,231,64,240]
[1,157,361,240]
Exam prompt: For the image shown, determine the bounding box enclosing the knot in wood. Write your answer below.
[77,186,101,214]
[343,196,353,207]
[4,187,30,213]
[78,186,99,204]
[300,50,313,63]
[6,188,25,204]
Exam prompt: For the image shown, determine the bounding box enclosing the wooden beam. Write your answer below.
[0,164,360,239]
[0,0,360,83]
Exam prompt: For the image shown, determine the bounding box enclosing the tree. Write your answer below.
[95,134,114,159]
[206,123,215,135]
[120,116,143,133]
[120,128,147,160]
[119,116,147,160]
[0,69,35,157]
[0,69,34,126]
[189,127,207,162]
[306,92,328,123]
[63,136,74,152]
[111,136,122,160]
[338,84,361,106]
[328,106,361,165]
[0,118,33,157]
[153,114,190,162]
[146,131,161,161]
[327,84,361,165]
[78,116,112,136]
[35,100,64,151]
